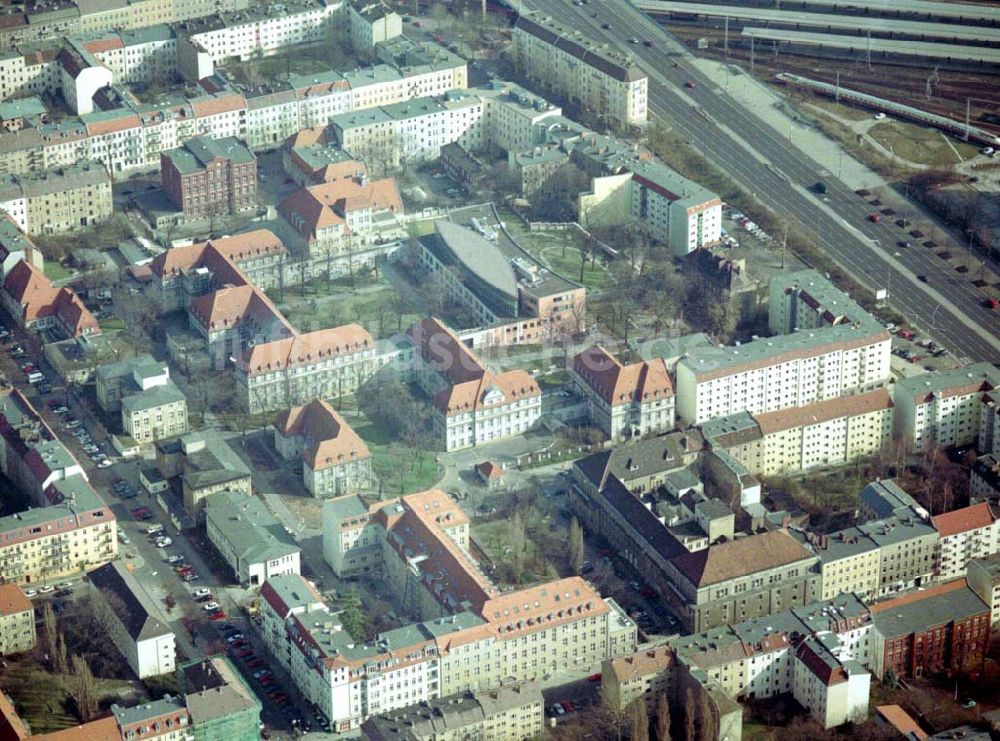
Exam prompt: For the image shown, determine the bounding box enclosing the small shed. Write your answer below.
[475,460,503,489]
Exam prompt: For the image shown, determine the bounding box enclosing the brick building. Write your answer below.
[161,136,257,219]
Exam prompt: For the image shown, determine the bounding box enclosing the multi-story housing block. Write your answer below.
[0,584,36,655]
[602,646,677,713]
[932,502,1000,581]
[177,0,340,66]
[0,214,42,280]
[348,0,402,54]
[479,81,562,155]
[97,355,188,443]
[799,529,883,602]
[161,135,257,219]
[869,579,990,680]
[154,433,251,519]
[0,390,117,585]
[274,399,372,498]
[322,494,386,577]
[676,324,891,425]
[330,91,484,173]
[971,454,1000,502]
[88,561,176,679]
[893,362,1000,453]
[512,11,647,130]
[204,489,300,587]
[408,318,541,451]
[702,389,894,476]
[272,489,635,731]
[111,695,192,741]
[361,682,544,741]
[572,345,675,441]
[967,554,1000,626]
[179,655,263,741]
[0,161,112,235]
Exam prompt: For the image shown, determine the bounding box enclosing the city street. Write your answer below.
[516,0,1000,362]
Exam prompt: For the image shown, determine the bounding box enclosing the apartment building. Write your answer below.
[602,645,677,712]
[858,479,921,522]
[161,136,257,219]
[97,355,188,443]
[967,554,1000,626]
[274,398,372,498]
[0,584,36,655]
[769,269,874,335]
[0,213,43,280]
[361,682,543,741]
[329,92,484,173]
[177,0,339,66]
[932,502,1000,581]
[88,561,176,679]
[1,259,100,339]
[408,318,542,451]
[702,389,894,476]
[0,388,118,585]
[348,1,402,54]
[478,81,562,155]
[869,579,991,680]
[1,161,112,235]
[675,325,891,425]
[204,489,300,587]
[269,486,635,731]
[322,494,387,577]
[893,362,1000,453]
[282,133,367,186]
[512,11,648,130]
[111,695,192,741]
[572,345,675,441]
[178,655,262,741]
[279,175,403,257]
[971,454,1000,503]
[801,529,883,602]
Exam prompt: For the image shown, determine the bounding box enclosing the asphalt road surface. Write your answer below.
[517,0,1000,363]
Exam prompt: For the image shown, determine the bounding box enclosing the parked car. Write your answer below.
[165,555,183,564]
[38,585,55,594]
[192,587,211,599]
[24,589,37,598]
[202,602,221,612]
[208,610,227,620]
[182,573,200,582]
[97,459,113,468]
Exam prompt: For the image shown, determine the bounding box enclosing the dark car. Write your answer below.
[917,274,928,283]
[601,22,610,28]
[643,39,654,47]
[897,240,911,249]
[684,80,696,89]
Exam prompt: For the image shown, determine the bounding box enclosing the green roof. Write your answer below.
[121,381,186,414]
[0,97,46,121]
[204,489,299,567]
[323,494,367,523]
[895,362,1000,400]
[163,136,255,175]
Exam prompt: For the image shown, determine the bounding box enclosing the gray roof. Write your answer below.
[183,438,251,490]
[860,479,919,519]
[362,682,542,740]
[421,220,518,302]
[11,161,110,199]
[971,454,1000,494]
[700,411,762,449]
[121,380,186,414]
[573,430,704,489]
[111,695,187,728]
[871,583,989,639]
[895,362,1000,401]
[97,354,159,382]
[323,494,367,523]
[163,136,255,175]
[204,489,299,568]
[180,656,260,725]
[696,498,733,520]
[88,561,174,642]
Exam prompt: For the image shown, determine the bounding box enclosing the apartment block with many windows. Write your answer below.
[160,136,257,220]
[0,584,36,655]
[932,502,1000,581]
[512,11,647,131]
[892,362,1000,453]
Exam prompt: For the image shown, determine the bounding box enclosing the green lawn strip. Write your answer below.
[352,416,442,495]
[43,261,74,281]
[471,520,511,561]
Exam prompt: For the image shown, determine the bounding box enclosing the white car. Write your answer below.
[192,587,212,599]
[874,112,886,120]
[97,459,113,469]
[24,589,37,598]
[156,537,173,548]
[38,585,55,594]
[983,146,995,156]
[203,601,221,612]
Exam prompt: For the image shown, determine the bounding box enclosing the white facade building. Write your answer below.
[932,502,1000,581]
[893,362,1000,453]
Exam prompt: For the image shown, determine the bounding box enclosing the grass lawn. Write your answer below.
[43,261,73,281]
[869,120,981,168]
[351,415,442,495]
[500,216,608,291]
[408,219,439,237]
[472,520,511,562]
[535,369,571,389]
[99,317,125,332]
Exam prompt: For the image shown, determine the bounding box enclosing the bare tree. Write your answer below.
[631,698,649,741]
[66,655,99,722]
[684,688,697,741]
[42,602,58,667]
[55,632,69,675]
[698,689,716,741]
[569,516,585,574]
[655,691,672,741]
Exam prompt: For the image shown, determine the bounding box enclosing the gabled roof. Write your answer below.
[572,345,673,406]
[279,177,401,241]
[274,398,370,471]
[2,260,99,336]
[932,502,997,538]
[755,388,893,435]
[0,584,32,616]
[88,562,174,642]
[672,529,814,587]
[238,324,374,376]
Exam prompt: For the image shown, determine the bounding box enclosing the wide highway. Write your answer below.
[518,0,1000,363]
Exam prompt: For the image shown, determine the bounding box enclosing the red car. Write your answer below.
[640,586,656,598]
[684,80,696,89]
[209,611,227,621]
[247,659,265,668]
[985,298,999,309]
[235,648,253,658]
[587,673,602,683]
[561,700,576,713]
[868,212,881,223]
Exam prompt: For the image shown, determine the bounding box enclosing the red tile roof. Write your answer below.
[279,177,401,242]
[32,716,121,741]
[932,502,997,538]
[573,345,673,406]
[274,398,370,471]
[2,260,99,337]
[239,324,374,376]
[84,113,141,136]
[869,578,969,614]
[190,93,247,118]
[795,640,847,686]
[0,584,32,616]
[875,705,928,741]
[0,688,30,740]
